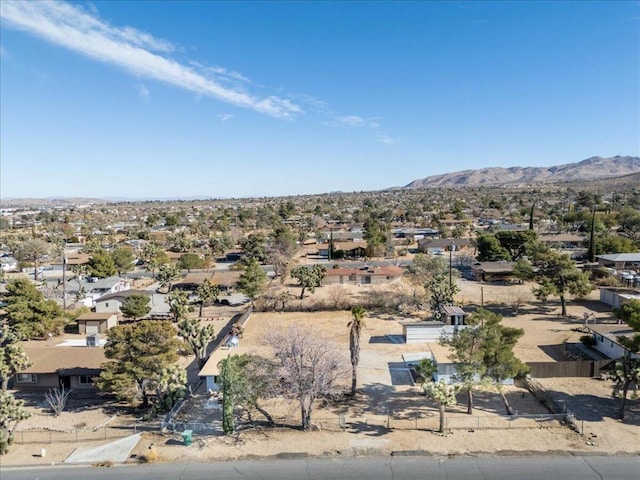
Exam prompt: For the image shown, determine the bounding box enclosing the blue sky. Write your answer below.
[1,1,638,199]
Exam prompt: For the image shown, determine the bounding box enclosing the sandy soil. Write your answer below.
[3,279,638,466]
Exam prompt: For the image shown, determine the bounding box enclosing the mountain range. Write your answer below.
[403,156,640,189]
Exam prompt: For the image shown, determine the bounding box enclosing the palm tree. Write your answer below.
[349,306,367,395]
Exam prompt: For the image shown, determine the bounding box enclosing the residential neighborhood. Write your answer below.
[1,174,639,465]
[0,1,638,474]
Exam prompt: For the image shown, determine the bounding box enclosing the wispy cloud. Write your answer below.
[377,132,402,146]
[0,45,7,59]
[324,114,401,145]
[325,115,380,128]
[138,83,150,102]
[0,1,302,119]
[217,113,234,122]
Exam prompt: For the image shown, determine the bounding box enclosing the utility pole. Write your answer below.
[449,242,455,288]
[62,248,67,310]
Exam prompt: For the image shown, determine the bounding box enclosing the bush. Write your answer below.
[142,447,158,463]
[580,335,597,347]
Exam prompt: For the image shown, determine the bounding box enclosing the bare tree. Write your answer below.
[508,290,532,315]
[45,386,71,416]
[14,239,49,281]
[265,326,348,430]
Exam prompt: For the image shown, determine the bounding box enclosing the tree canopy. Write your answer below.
[120,294,151,321]
[88,248,117,278]
[290,264,327,299]
[4,278,67,339]
[236,258,267,301]
[95,320,183,409]
[0,325,30,392]
[526,245,592,317]
[110,247,135,275]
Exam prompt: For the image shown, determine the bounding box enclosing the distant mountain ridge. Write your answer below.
[404,156,640,188]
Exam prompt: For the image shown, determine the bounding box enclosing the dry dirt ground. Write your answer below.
[3,279,638,466]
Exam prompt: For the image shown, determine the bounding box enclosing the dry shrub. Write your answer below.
[142,447,158,463]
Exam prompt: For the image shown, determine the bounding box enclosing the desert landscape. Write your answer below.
[3,279,638,466]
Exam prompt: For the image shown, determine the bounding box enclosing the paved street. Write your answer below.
[2,455,639,480]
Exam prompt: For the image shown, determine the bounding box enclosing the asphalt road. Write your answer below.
[2,455,639,480]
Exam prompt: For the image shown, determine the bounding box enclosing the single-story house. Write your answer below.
[539,233,586,250]
[585,324,639,361]
[392,228,439,241]
[95,290,170,318]
[402,306,467,344]
[471,261,515,282]
[599,287,640,309]
[76,312,118,334]
[199,345,252,392]
[14,341,107,393]
[317,241,368,259]
[172,272,216,292]
[403,341,515,385]
[323,265,403,285]
[417,238,472,255]
[596,253,640,272]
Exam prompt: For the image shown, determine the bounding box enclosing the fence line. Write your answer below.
[526,360,613,378]
[13,424,144,445]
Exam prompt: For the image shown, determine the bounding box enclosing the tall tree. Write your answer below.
[527,245,592,317]
[0,325,30,392]
[178,253,206,272]
[494,231,537,261]
[195,278,220,317]
[0,391,30,454]
[363,217,387,258]
[88,248,117,278]
[95,321,181,408]
[14,239,49,281]
[266,326,348,430]
[476,234,510,262]
[217,354,275,431]
[110,247,135,275]
[440,319,487,415]
[290,264,327,299]
[177,317,215,368]
[236,258,267,303]
[240,233,268,263]
[349,307,367,395]
[4,278,67,339]
[120,294,151,321]
[477,309,529,414]
[612,300,640,420]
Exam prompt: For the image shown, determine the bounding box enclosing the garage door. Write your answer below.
[86,322,99,334]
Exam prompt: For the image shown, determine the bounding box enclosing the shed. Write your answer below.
[76,312,118,334]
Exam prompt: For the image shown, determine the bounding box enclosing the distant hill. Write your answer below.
[403,156,640,189]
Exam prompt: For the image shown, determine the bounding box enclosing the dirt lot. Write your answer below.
[3,278,638,465]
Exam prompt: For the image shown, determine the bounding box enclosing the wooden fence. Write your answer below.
[526,359,613,378]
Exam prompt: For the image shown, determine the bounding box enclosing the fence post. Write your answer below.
[477,416,480,429]
[49,430,52,444]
